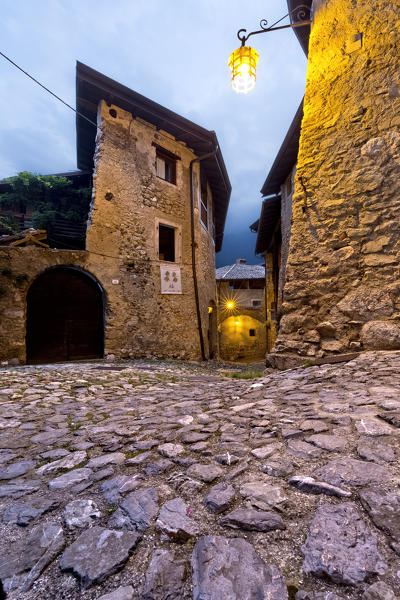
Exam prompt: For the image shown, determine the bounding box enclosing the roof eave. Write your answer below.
[287,0,313,56]
[260,100,303,197]
[255,195,281,255]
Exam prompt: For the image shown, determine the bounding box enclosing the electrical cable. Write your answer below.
[0,50,98,128]
[0,51,194,154]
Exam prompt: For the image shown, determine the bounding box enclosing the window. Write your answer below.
[249,329,256,337]
[156,148,176,184]
[159,224,175,262]
[200,173,208,229]
[252,299,262,308]
[229,280,246,290]
[249,279,264,289]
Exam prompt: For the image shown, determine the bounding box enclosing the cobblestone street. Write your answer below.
[0,352,399,600]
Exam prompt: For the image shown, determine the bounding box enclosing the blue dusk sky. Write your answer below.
[0,0,308,266]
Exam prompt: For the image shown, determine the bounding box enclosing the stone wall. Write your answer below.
[278,167,295,314]
[0,102,218,363]
[88,101,217,360]
[272,0,400,360]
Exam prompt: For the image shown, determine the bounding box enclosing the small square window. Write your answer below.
[229,280,246,289]
[249,279,264,289]
[252,299,262,307]
[156,148,176,185]
[249,329,256,337]
[159,224,175,262]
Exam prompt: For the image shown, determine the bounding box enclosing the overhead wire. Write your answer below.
[0,50,193,151]
[0,50,98,128]
[0,50,201,264]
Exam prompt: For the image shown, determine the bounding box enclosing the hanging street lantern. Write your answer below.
[228,46,259,94]
[228,5,312,94]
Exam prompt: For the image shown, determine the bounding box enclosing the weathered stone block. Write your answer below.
[337,289,394,321]
[361,321,400,350]
[316,322,336,337]
[191,536,288,600]
[302,503,386,584]
[362,237,390,254]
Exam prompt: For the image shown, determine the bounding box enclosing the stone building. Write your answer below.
[251,101,301,354]
[216,259,266,361]
[253,0,400,367]
[0,62,231,364]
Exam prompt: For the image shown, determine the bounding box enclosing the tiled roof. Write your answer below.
[216,263,265,280]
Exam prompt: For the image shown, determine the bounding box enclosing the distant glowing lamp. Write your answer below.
[228,46,259,94]
[228,8,312,93]
[208,306,213,313]
[226,300,235,310]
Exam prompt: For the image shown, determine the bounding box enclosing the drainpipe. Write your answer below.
[189,145,219,361]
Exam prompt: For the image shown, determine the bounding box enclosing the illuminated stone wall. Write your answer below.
[217,281,266,361]
[0,102,217,363]
[272,0,400,361]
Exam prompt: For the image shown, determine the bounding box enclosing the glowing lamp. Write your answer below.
[234,320,240,325]
[226,300,235,310]
[208,306,213,313]
[229,10,312,93]
[228,46,259,94]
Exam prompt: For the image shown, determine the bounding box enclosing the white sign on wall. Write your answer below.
[160,265,182,294]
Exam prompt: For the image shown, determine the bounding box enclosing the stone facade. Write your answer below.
[86,100,217,360]
[278,168,295,316]
[0,74,230,364]
[273,0,400,360]
[261,170,295,355]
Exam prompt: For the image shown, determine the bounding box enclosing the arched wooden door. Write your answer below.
[26,267,104,364]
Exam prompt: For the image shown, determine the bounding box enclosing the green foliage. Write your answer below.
[287,585,299,600]
[226,370,263,379]
[0,214,19,234]
[0,171,91,233]
[302,359,315,368]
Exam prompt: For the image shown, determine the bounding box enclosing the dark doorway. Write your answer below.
[208,301,218,359]
[26,267,104,364]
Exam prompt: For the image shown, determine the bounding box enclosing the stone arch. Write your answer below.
[26,266,105,364]
[219,314,266,362]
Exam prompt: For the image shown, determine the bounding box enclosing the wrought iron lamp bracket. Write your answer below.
[237,5,312,46]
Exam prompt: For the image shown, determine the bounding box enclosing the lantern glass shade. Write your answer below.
[228,45,259,94]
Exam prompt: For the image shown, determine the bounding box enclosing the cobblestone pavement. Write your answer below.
[0,352,399,600]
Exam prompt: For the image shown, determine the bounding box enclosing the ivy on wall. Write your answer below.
[0,171,91,237]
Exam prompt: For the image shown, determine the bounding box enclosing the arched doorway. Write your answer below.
[26,267,104,364]
[219,314,267,362]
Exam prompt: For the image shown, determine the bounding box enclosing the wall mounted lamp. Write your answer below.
[228,4,312,94]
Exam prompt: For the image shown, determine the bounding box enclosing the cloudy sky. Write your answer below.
[0,0,307,266]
